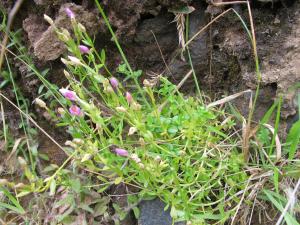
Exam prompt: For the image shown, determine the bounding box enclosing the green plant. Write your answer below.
[31,7,255,224]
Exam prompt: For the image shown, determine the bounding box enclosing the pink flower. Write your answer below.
[110,77,119,88]
[59,88,78,101]
[114,148,128,157]
[69,105,82,116]
[79,45,90,54]
[65,8,75,19]
[125,92,133,104]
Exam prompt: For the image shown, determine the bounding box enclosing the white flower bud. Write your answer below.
[128,127,137,136]
[116,106,127,113]
[139,138,145,146]
[73,138,84,145]
[143,79,152,87]
[81,154,92,162]
[130,154,141,163]
[67,56,83,66]
[34,98,47,109]
[44,14,54,25]
[57,107,65,115]
[63,70,71,79]
[65,140,77,148]
[131,101,141,111]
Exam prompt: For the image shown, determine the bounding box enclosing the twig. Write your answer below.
[150,30,173,77]
[0,0,25,72]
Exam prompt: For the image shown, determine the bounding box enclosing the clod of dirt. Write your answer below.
[23,15,49,49]
[24,3,100,61]
[138,198,185,225]
[241,5,300,119]
[212,3,300,122]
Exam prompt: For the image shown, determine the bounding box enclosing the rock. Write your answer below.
[138,198,185,225]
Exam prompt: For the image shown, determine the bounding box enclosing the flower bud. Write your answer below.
[65,7,75,19]
[34,98,47,109]
[44,14,54,25]
[155,155,161,162]
[104,86,114,94]
[63,70,71,79]
[73,138,84,145]
[60,28,71,42]
[65,140,77,148]
[116,106,127,113]
[78,45,90,54]
[128,127,137,136]
[59,88,78,101]
[125,92,133,104]
[69,105,83,116]
[67,56,83,66]
[57,107,65,115]
[143,79,152,87]
[114,148,129,157]
[81,153,92,162]
[139,138,145,146]
[179,150,186,156]
[130,154,141,163]
[131,101,141,111]
[110,77,119,88]
[61,57,69,65]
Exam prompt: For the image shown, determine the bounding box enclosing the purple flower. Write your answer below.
[59,88,78,101]
[125,92,133,104]
[65,8,75,19]
[110,77,119,88]
[114,148,129,157]
[69,105,82,116]
[78,45,90,54]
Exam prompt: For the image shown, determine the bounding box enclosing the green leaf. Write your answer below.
[286,120,300,159]
[133,207,140,218]
[0,188,25,214]
[168,126,178,134]
[94,201,108,217]
[114,177,123,185]
[49,179,56,196]
[273,169,279,194]
[79,203,94,213]
[70,178,81,193]
[101,49,106,62]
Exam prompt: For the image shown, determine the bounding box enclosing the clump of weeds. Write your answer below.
[0,1,300,225]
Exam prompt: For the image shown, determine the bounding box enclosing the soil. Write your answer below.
[0,0,299,224]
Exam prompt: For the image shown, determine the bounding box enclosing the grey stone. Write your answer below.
[138,198,185,225]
